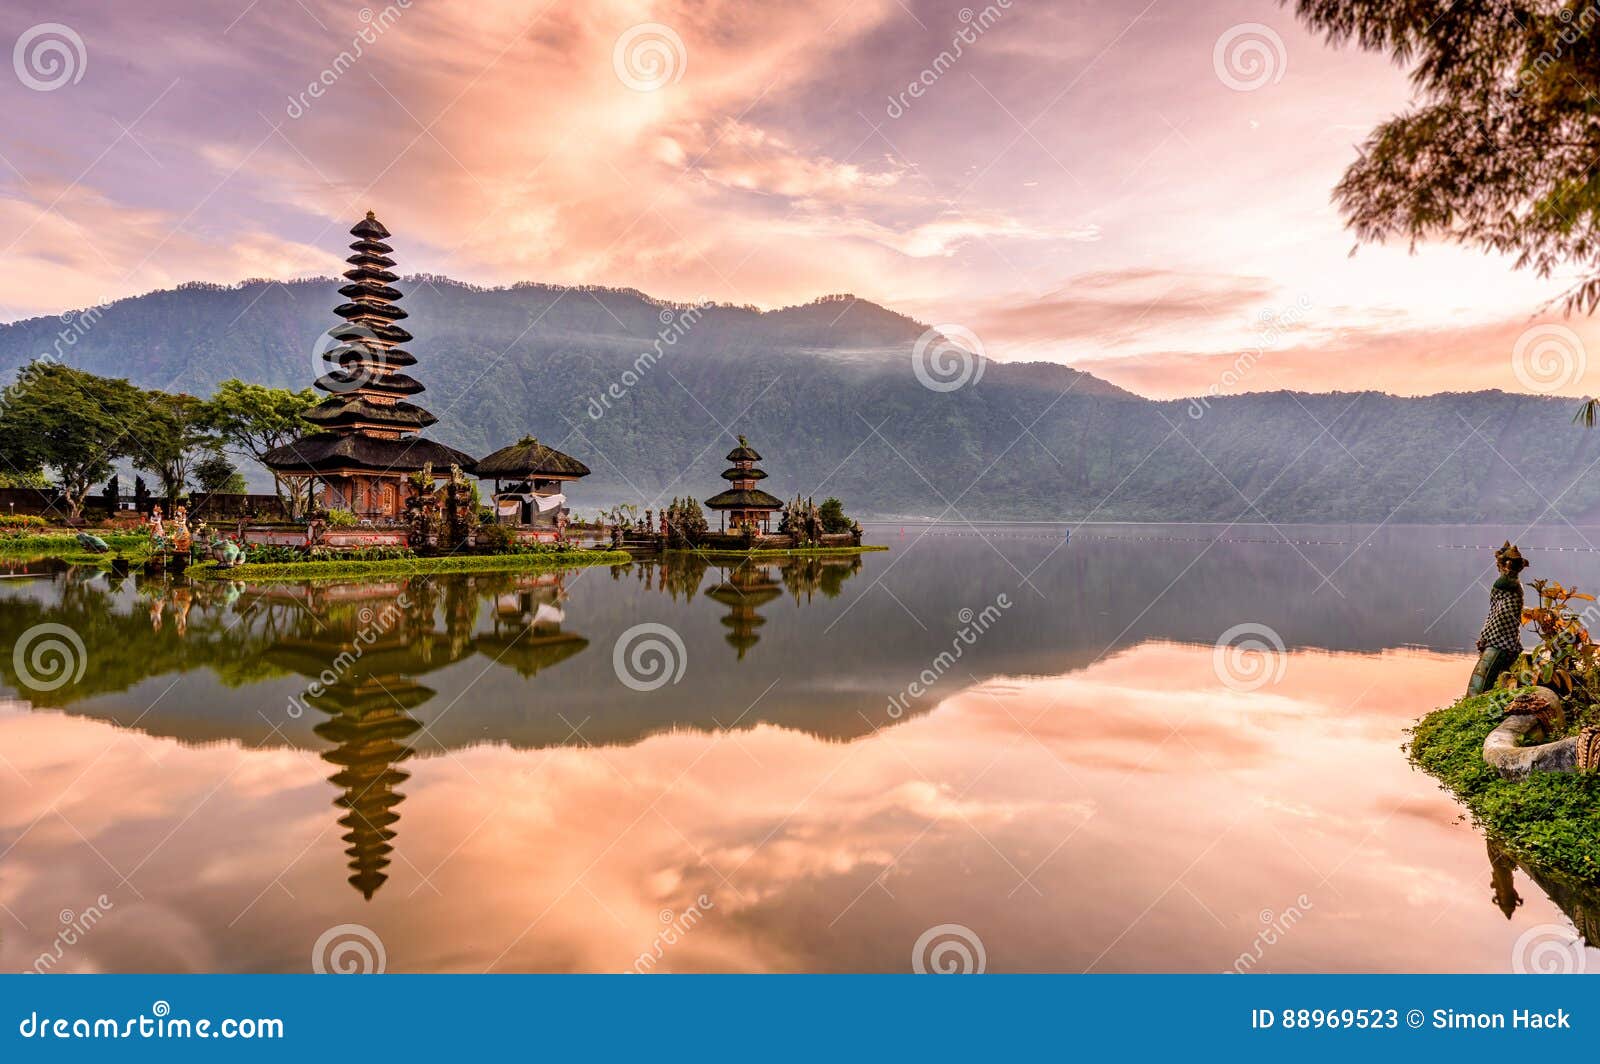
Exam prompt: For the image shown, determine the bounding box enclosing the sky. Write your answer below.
[0,0,1594,399]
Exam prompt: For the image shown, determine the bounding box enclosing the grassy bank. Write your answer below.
[1410,690,1600,883]
[199,548,631,582]
[0,532,149,553]
[665,544,889,561]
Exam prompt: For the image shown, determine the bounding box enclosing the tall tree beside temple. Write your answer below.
[0,362,145,520]
[132,391,216,508]
[202,380,318,518]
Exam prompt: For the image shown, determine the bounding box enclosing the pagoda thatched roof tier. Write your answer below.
[726,436,761,462]
[302,396,438,429]
[261,432,476,475]
[330,321,412,345]
[351,211,392,240]
[271,639,472,682]
[323,341,418,368]
[705,487,783,511]
[475,436,591,479]
[346,251,396,270]
[721,466,767,481]
[334,300,408,322]
[315,371,425,396]
[707,585,782,608]
[343,265,398,285]
[339,281,404,303]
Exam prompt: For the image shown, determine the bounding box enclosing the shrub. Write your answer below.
[324,508,359,528]
[242,544,306,564]
[0,514,48,528]
[306,545,415,562]
[819,497,852,534]
[476,522,517,553]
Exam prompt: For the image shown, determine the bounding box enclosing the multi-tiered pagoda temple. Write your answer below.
[704,435,783,532]
[263,212,475,521]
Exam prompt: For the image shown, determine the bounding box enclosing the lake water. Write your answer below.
[2,522,1598,973]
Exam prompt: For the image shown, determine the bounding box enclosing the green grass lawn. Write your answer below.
[1410,689,1600,884]
[198,548,632,581]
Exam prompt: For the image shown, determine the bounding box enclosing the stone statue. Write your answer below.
[171,506,192,555]
[1467,541,1528,695]
[209,533,246,567]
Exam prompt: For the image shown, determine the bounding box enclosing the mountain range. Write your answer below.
[3,276,1598,523]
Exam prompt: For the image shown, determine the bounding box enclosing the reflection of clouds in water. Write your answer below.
[0,641,1582,972]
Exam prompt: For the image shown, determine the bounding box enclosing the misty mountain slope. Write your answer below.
[3,278,1598,521]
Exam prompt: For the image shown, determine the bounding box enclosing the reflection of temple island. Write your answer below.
[260,582,477,899]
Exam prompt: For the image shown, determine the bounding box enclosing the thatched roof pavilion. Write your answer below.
[476,435,590,529]
[475,435,591,480]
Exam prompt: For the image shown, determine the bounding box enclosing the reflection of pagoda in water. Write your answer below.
[704,564,783,660]
[262,581,475,899]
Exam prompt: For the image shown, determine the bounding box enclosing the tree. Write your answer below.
[1292,1,1600,312]
[193,452,244,494]
[0,362,145,520]
[818,497,851,534]
[131,391,215,509]
[202,380,318,518]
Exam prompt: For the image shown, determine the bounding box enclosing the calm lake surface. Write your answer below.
[2,522,1598,973]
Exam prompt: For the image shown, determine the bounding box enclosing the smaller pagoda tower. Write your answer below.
[704,435,783,533]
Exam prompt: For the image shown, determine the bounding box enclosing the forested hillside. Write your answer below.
[4,277,1597,522]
